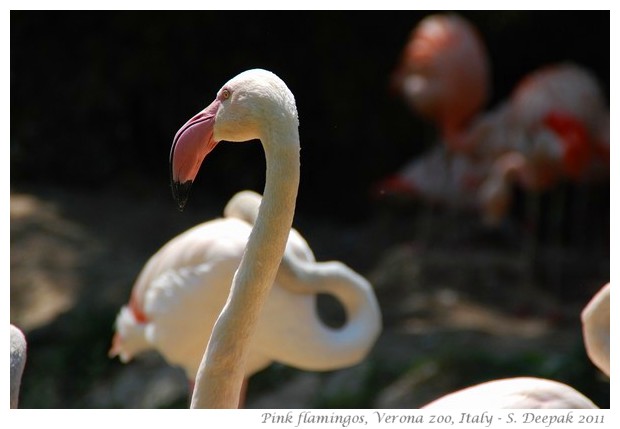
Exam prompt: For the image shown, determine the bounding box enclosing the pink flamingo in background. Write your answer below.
[374,13,492,206]
[390,13,491,150]
[375,14,609,225]
[372,143,488,211]
[477,63,610,223]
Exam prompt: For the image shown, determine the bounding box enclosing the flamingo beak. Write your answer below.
[170,99,221,211]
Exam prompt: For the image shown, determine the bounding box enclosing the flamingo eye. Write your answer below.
[221,88,231,100]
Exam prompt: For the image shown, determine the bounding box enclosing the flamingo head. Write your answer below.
[170,69,298,210]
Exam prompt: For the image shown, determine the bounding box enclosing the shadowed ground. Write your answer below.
[10,184,609,408]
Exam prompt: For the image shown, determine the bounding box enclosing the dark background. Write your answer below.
[10,11,610,409]
[11,11,610,220]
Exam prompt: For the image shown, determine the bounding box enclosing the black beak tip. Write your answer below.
[172,180,193,212]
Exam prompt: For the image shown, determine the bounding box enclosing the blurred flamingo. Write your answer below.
[422,377,598,409]
[111,70,381,408]
[581,283,610,377]
[374,13,492,207]
[477,63,610,223]
[372,144,488,211]
[379,57,609,226]
[391,13,491,150]
[378,13,609,226]
[10,324,27,409]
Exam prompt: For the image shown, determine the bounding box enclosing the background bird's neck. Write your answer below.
[274,256,382,369]
[191,124,300,409]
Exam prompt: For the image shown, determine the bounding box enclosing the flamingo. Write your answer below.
[378,14,608,223]
[479,63,609,182]
[378,60,609,225]
[371,143,488,210]
[10,324,27,409]
[476,63,610,224]
[109,191,312,375]
[390,13,491,151]
[374,13,492,206]
[111,69,381,408]
[581,283,610,377]
[422,377,598,409]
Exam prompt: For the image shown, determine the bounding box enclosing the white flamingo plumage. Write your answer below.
[111,69,381,408]
[581,283,610,377]
[10,324,27,409]
[422,377,597,409]
[110,190,381,379]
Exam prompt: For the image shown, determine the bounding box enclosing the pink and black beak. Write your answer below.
[170,99,221,211]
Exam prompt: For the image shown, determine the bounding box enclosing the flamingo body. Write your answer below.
[422,377,598,409]
[476,63,610,222]
[497,63,609,182]
[111,191,380,381]
[113,215,277,378]
[581,283,610,377]
[372,144,487,209]
[10,324,27,409]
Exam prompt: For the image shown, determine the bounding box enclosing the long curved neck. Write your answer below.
[191,124,300,408]
[274,255,382,370]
